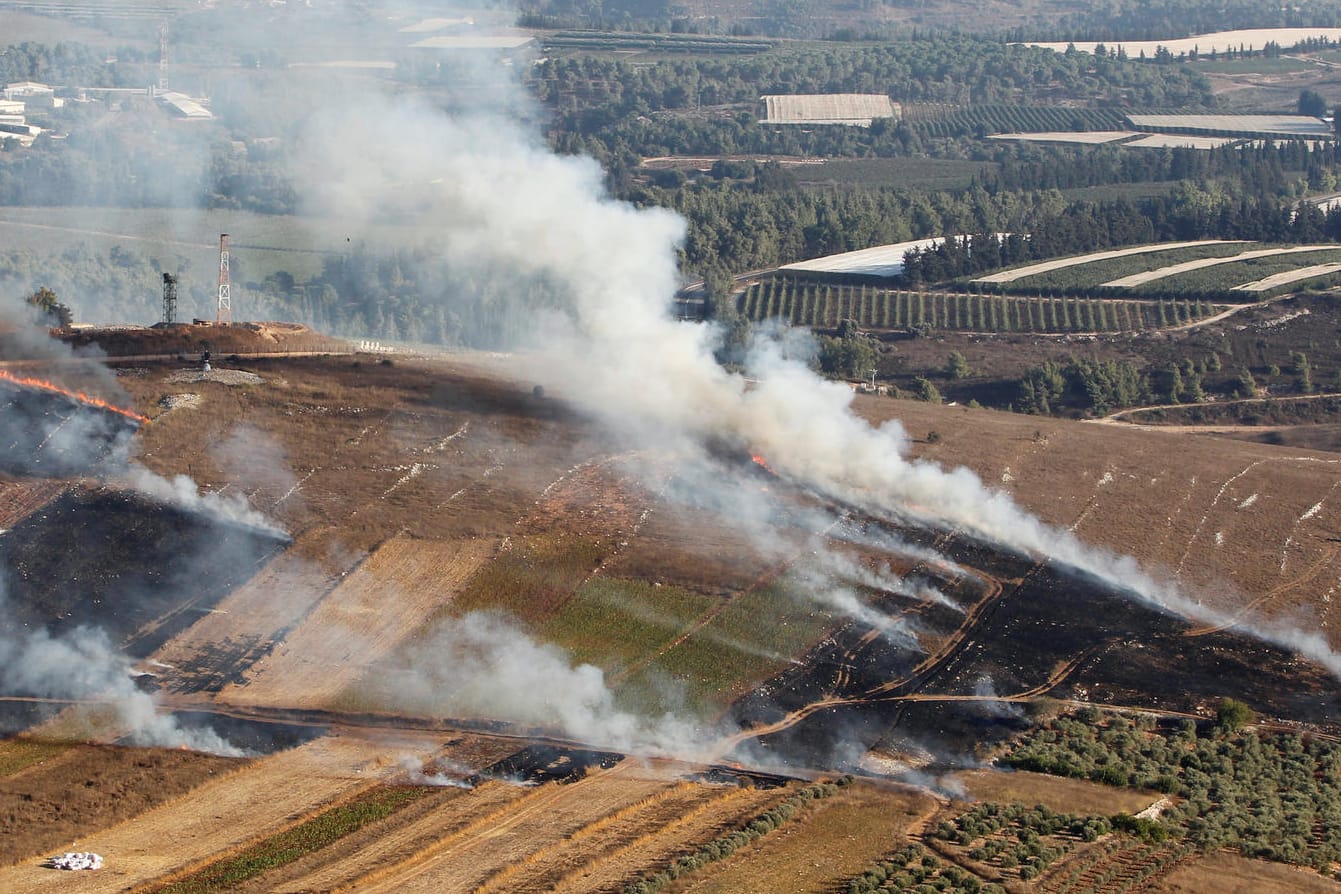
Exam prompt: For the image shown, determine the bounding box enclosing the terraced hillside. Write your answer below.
[0,343,1339,891]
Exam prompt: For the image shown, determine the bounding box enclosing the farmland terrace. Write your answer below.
[1,342,1340,890]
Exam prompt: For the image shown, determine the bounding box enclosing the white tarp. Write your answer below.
[46,853,103,871]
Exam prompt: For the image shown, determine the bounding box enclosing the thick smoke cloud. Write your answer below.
[270,8,1341,752]
[378,612,706,756]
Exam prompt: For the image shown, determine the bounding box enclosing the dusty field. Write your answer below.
[1150,851,1341,893]
[862,396,1341,643]
[222,536,495,709]
[0,734,395,893]
[0,744,241,867]
[952,768,1158,816]
[676,783,935,894]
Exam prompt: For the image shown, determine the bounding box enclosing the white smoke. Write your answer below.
[378,612,707,757]
[393,755,474,789]
[0,584,244,755]
[124,466,287,537]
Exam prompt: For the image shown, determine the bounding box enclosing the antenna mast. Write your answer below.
[162,272,178,325]
[158,22,169,93]
[216,233,232,325]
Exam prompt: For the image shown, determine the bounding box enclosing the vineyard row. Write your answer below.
[739,279,1216,333]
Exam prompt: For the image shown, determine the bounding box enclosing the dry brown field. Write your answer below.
[2,341,1341,892]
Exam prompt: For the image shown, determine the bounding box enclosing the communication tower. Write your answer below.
[162,272,178,325]
[158,22,169,93]
[216,233,232,325]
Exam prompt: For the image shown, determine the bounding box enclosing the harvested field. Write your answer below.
[674,782,933,893]
[147,539,347,695]
[1232,261,1341,292]
[988,131,1138,144]
[1103,245,1339,287]
[952,768,1157,816]
[972,241,1242,284]
[1127,113,1333,137]
[1124,133,1242,149]
[223,536,494,709]
[260,780,530,893]
[349,761,682,893]
[0,744,241,867]
[551,782,792,894]
[0,734,406,893]
[1148,850,1341,892]
[1028,29,1341,56]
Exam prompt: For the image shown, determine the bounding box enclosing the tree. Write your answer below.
[914,376,942,404]
[1216,697,1255,731]
[1299,89,1328,118]
[1237,368,1259,397]
[946,350,971,379]
[23,286,72,328]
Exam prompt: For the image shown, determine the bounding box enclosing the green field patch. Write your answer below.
[793,158,996,191]
[1144,247,1341,294]
[622,581,836,711]
[740,280,1216,333]
[0,739,69,777]
[1193,56,1313,74]
[541,577,715,675]
[450,534,610,625]
[148,785,432,894]
[1004,242,1252,290]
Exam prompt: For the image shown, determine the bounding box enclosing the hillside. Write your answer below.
[1,340,1340,890]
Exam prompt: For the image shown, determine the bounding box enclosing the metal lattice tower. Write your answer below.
[162,272,178,325]
[216,233,232,325]
[158,22,168,92]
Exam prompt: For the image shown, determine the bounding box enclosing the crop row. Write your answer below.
[624,778,851,894]
[739,279,1215,332]
[916,105,1125,138]
[544,31,774,54]
[149,785,434,894]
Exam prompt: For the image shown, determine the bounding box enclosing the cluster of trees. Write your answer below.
[1017,0,1341,42]
[1015,357,1151,415]
[1005,707,1341,871]
[538,38,1214,161]
[934,802,1094,880]
[985,139,1334,195]
[0,41,150,89]
[846,843,996,894]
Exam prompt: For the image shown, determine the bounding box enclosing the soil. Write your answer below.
[3,343,1341,892]
[0,744,241,867]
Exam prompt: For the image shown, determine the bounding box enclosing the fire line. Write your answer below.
[0,369,149,425]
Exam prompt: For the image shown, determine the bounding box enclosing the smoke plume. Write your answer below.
[0,579,245,755]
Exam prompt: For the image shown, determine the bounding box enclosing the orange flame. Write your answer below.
[750,453,776,475]
[0,369,149,425]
